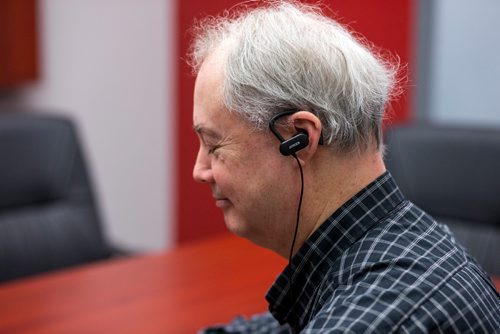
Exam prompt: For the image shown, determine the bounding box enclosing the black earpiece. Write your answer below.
[268,109,312,305]
[269,110,314,156]
[279,131,309,156]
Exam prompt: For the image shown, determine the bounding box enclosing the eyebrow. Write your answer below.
[193,124,222,141]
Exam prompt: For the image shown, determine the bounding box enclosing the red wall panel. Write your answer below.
[176,0,414,243]
[0,0,39,87]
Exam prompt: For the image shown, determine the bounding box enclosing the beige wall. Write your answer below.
[9,0,174,252]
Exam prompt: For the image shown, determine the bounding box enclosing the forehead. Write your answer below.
[192,50,253,132]
[193,101,250,143]
[193,52,224,120]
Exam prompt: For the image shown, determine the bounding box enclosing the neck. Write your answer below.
[292,147,386,256]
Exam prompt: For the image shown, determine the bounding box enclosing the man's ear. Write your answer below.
[289,111,323,165]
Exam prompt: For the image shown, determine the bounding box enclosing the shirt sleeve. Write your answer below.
[198,312,292,334]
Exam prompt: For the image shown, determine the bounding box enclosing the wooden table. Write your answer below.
[0,234,498,334]
[0,234,286,334]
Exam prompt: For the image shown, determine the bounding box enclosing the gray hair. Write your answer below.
[189,1,400,152]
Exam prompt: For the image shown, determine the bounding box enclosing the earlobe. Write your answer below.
[294,134,319,166]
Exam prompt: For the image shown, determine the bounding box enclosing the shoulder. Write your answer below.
[303,264,499,333]
[302,202,500,333]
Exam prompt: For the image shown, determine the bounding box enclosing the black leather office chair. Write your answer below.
[384,123,500,276]
[0,113,114,282]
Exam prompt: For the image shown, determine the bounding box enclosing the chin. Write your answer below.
[223,211,252,238]
[223,214,271,251]
[224,217,246,237]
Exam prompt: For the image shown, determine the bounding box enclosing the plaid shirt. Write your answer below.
[202,172,500,333]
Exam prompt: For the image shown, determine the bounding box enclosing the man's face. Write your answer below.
[192,55,297,252]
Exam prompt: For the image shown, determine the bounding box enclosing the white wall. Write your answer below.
[427,0,500,125]
[8,0,174,251]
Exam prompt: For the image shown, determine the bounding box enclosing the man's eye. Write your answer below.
[207,145,220,155]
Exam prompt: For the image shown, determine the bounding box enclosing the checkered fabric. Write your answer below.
[202,172,500,333]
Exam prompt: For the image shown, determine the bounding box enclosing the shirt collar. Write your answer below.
[266,171,405,331]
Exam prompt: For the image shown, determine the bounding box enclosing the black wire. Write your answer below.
[289,153,304,308]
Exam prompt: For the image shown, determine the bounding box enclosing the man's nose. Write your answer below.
[193,149,214,183]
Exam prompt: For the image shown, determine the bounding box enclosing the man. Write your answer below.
[190,2,500,333]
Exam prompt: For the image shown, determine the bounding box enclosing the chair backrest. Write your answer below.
[0,113,111,282]
[384,123,500,275]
